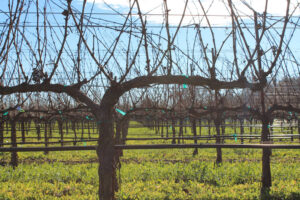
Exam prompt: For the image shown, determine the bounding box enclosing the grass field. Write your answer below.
[0,122,299,199]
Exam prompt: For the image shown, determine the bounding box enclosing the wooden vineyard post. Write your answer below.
[58,119,64,146]
[21,120,25,144]
[6,120,9,136]
[72,121,77,145]
[26,120,30,136]
[121,118,129,144]
[198,119,202,136]
[298,118,300,143]
[10,120,18,168]
[234,119,237,137]
[88,120,91,139]
[161,120,164,138]
[208,119,211,136]
[192,117,198,155]
[249,119,253,142]
[270,119,274,143]
[166,120,169,138]
[120,118,129,157]
[221,119,225,143]
[0,120,3,147]
[154,120,157,134]
[93,121,96,135]
[44,122,49,155]
[214,115,222,164]
[240,119,244,144]
[184,119,187,135]
[290,120,293,142]
[172,118,176,144]
[35,120,41,141]
[65,120,69,135]
[49,121,53,138]
[178,118,183,144]
[255,119,258,135]
[156,120,160,135]
[81,120,84,140]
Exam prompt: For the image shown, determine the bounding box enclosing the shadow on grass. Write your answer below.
[261,188,300,200]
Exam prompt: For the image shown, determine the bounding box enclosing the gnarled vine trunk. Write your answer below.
[261,117,272,196]
[97,86,123,200]
[97,113,116,200]
[214,116,222,164]
[10,120,18,168]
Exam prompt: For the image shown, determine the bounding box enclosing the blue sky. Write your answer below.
[0,0,299,109]
[0,0,300,84]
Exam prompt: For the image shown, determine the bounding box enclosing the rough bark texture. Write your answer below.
[97,110,116,200]
[215,117,222,164]
[261,117,272,195]
[114,119,122,192]
[97,86,123,200]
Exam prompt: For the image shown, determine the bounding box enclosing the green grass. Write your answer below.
[0,121,299,199]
